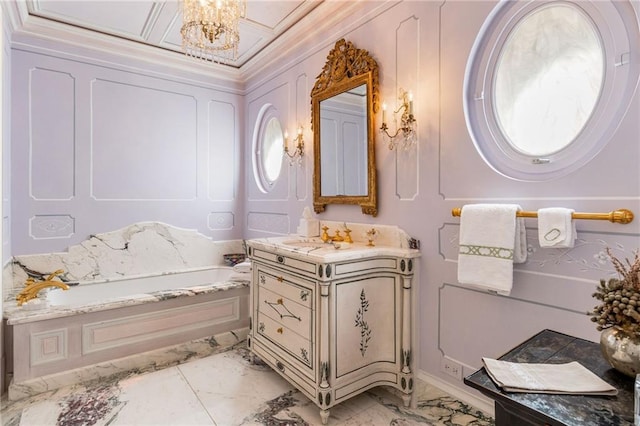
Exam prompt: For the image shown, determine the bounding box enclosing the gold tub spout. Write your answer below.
[16,269,69,306]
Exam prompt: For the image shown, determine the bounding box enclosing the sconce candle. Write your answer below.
[408,92,414,115]
[382,102,387,123]
[284,125,305,166]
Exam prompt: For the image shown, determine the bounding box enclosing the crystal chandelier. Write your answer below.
[181,0,246,63]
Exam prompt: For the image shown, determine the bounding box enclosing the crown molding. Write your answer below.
[5,1,243,90]
[2,0,396,94]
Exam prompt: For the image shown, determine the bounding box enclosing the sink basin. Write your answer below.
[282,240,329,249]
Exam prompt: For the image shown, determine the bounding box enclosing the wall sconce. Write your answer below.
[284,126,304,165]
[380,88,417,150]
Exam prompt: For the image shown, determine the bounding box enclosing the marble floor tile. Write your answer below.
[1,345,494,426]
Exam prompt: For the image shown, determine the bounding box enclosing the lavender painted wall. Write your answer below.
[10,44,244,255]
[243,0,640,407]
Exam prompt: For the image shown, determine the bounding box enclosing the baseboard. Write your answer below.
[416,369,495,417]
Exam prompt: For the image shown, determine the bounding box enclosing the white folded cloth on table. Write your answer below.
[537,207,576,248]
[482,358,617,395]
[233,260,251,273]
[457,204,527,295]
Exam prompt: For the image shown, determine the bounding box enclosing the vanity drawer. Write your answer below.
[257,268,314,310]
[258,286,312,339]
[257,312,313,368]
[252,249,317,275]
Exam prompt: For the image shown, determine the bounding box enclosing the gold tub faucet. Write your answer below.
[16,269,69,306]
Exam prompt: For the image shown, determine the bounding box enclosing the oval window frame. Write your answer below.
[252,104,284,193]
[463,0,640,181]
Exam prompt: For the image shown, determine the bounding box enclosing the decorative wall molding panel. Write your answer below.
[90,79,198,201]
[395,15,420,201]
[207,212,234,231]
[11,49,243,254]
[82,298,239,354]
[208,100,237,201]
[247,212,289,235]
[29,215,74,240]
[30,328,68,366]
[29,68,75,201]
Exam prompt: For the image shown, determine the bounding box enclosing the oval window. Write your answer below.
[252,104,284,192]
[464,0,640,181]
[493,4,604,156]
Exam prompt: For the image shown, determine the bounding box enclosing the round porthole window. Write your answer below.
[464,0,640,181]
[252,104,284,192]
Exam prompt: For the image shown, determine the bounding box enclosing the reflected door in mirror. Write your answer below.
[320,84,368,197]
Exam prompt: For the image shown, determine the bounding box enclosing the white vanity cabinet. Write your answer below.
[246,238,418,424]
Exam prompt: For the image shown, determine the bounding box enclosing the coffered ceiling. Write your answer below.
[10,0,324,71]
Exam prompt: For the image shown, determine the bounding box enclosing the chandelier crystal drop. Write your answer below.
[181,0,246,63]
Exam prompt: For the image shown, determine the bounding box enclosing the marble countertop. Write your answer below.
[246,235,421,263]
[4,279,249,325]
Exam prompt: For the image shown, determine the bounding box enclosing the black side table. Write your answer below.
[464,329,635,425]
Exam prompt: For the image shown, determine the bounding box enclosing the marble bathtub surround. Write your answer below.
[1,345,494,426]
[4,274,248,325]
[6,221,245,299]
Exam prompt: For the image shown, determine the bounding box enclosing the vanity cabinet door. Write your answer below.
[333,273,402,380]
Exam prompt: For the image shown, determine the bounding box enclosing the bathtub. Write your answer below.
[4,266,250,400]
[47,266,240,307]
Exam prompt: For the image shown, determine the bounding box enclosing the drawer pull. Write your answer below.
[277,327,283,334]
[276,361,285,372]
[277,276,284,282]
[277,298,283,305]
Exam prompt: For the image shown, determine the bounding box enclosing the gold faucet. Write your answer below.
[16,269,69,306]
[320,226,349,243]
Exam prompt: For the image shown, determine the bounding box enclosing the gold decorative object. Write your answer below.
[452,207,634,224]
[343,228,353,243]
[311,39,379,217]
[366,228,378,246]
[181,0,246,63]
[380,88,417,150]
[16,269,69,306]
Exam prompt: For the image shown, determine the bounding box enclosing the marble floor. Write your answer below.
[1,344,494,426]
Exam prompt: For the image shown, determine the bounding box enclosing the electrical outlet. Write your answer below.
[441,356,463,380]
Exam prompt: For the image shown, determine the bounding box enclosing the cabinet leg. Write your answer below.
[319,409,330,425]
[401,393,411,408]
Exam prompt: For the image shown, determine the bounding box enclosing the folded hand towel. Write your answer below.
[229,272,251,282]
[233,260,251,273]
[457,204,527,295]
[537,208,576,248]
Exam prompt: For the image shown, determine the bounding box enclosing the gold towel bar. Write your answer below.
[451,208,634,224]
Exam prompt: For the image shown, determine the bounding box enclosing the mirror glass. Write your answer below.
[319,84,368,196]
[311,39,379,216]
[494,4,604,156]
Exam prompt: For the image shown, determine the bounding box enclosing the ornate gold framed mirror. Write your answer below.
[311,39,379,216]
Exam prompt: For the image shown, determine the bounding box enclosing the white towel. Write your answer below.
[537,208,576,248]
[457,204,527,295]
[229,272,251,282]
[233,260,252,273]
